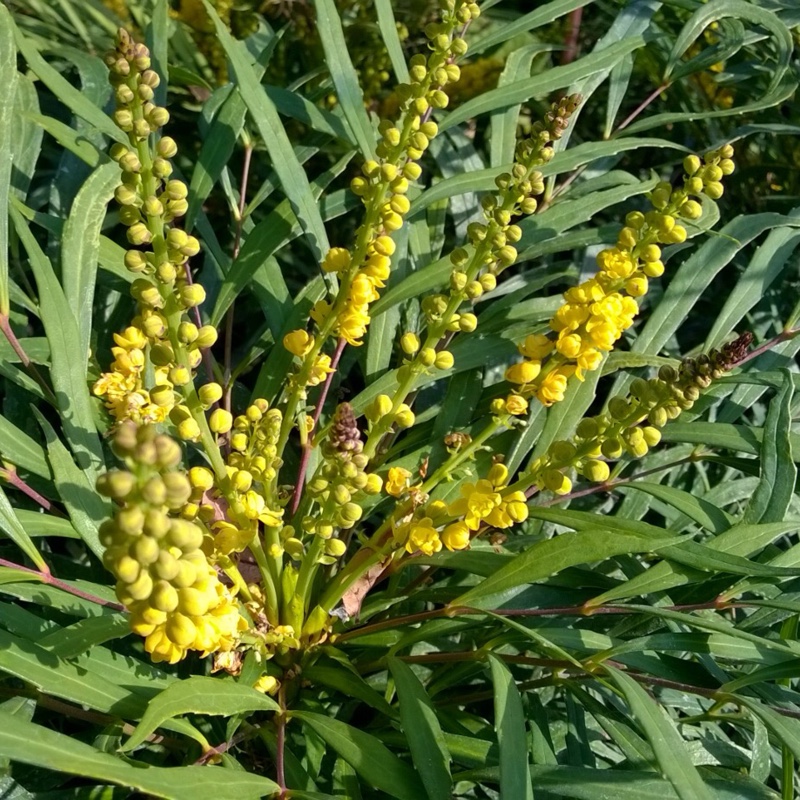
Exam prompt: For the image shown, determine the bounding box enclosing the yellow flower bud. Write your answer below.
[442,521,470,551]
[583,460,610,483]
[326,538,348,558]
[198,383,223,408]
[401,332,420,354]
[195,325,218,349]
[189,467,214,492]
[625,276,648,297]
[643,260,665,278]
[367,394,393,422]
[209,409,233,434]
[419,347,436,367]
[683,155,701,175]
[543,469,572,495]
[459,313,477,333]
[505,394,528,416]
[506,360,540,385]
[177,418,201,441]
[434,351,454,370]
[395,404,415,428]
[374,236,396,256]
[363,474,383,494]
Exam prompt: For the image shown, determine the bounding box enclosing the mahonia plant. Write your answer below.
[92,8,739,685]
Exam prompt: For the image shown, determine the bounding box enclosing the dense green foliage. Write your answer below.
[1,1,800,799]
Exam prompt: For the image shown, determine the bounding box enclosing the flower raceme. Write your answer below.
[503,146,735,412]
[93,29,221,452]
[98,424,244,663]
[521,333,753,496]
[283,0,480,380]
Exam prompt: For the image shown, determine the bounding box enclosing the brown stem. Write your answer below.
[0,314,58,404]
[0,467,63,515]
[615,82,670,133]
[288,337,347,517]
[0,556,127,610]
[560,7,583,66]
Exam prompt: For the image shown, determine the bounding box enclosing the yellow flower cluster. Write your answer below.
[285,0,479,360]
[523,332,752,495]
[196,399,286,557]
[97,424,244,663]
[391,463,528,556]
[93,30,220,445]
[504,146,735,410]
[300,404,383,562]
[416,96,581,383]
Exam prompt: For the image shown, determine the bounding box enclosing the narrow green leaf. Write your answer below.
[61,162,120,365]
[37,614,129,658]
[489,655,534,800]
[705,219,800,349]
[0,3,17,315]
[388,658,452,800]
[0,415,50,479]
[304,663,395,718]
[736,696,800,763]
[666,0,792,93]
[441,37,644,132]
[743,375,796,524]
[618,482,733,534]
[35,409,107,560]
[411,138,680,218]
[0,484,47,571]
[21,111,103,168]
[0,712,279,800]
[294,711,426,800]
[470,0,592,56]
[10,203,104,477]
[453,529,684,609]
[12,22,126,144]
[314,0,376,159]
[374,0,410,83]
[124,676,278,752]
[14,511,79,539]
[201,0,329,260]
[605,666,713,800]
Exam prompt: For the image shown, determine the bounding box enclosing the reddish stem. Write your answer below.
[560,7,583,66]
[615,82,670,133]
[0,556,126,610]
[0,467,63,515]
[288,337,348,517]
[0,314,57,404]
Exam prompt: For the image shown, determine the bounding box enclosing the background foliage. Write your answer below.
[2,0,800,798]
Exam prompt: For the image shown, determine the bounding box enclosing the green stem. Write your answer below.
[249,536,279,626]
